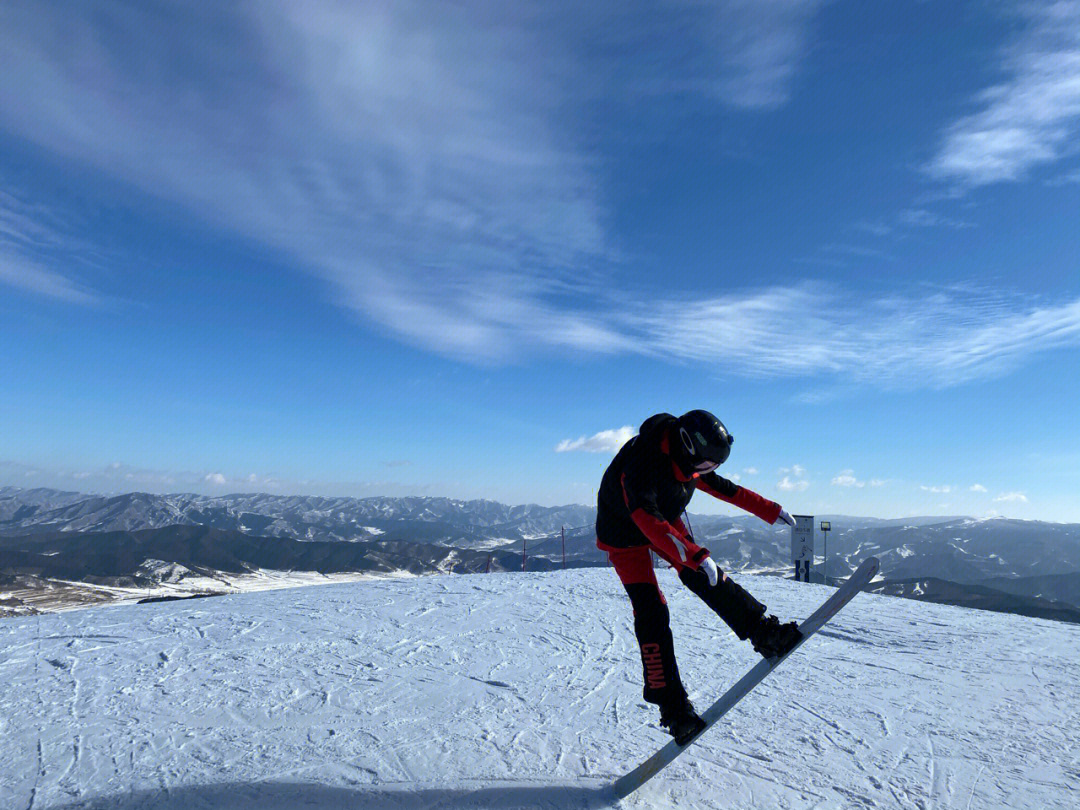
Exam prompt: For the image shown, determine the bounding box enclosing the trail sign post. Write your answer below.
[791,515,814,582]
[820,521,831,584]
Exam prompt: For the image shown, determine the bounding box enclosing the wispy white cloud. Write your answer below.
[995,491,1029,503]
[0,459,439,500]
[970,483,988,492]
[577,1,828,110]
[637,284,1080,388]
[4,2,1078,394]
[801,242,898,268]
[1046,168,1080,185]
[855,220,893,237]
[920,484,952,494]
[1,2,611,353]
[0,249,99,305]
[928,1,1080,188]
[820,243,895,259]
[1,460,178,490]
[777,475,809,492]
[0,188,101,304]
[0,1,825,349]
[777,464,808,491]
[793,386,851,405]
[898,209,974,229]
[555,426,635,454]
[831,469,864,488]
[703,0,828,110]
[869,479,886,488]
[743,467,759,475]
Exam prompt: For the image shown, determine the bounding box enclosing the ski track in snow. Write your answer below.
[1,569,1077,809]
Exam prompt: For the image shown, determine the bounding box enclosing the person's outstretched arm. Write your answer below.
[694,472,784,524]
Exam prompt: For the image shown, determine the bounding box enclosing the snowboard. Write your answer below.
[612,555,881,799]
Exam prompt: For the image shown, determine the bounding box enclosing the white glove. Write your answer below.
[699,556,719,587]
[777,508,796,527]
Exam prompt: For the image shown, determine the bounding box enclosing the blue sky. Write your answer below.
[2,1,1079,520]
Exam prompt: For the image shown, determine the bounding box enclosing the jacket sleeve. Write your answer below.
[695,472,783,524]
[621,467,709,568]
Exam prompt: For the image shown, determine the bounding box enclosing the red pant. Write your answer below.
[604,543,684,705]
[601,539,766,708]
[607,543,682,596]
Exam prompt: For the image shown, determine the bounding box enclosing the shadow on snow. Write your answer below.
[50,780,620,810]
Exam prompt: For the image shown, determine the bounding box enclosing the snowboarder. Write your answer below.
[596,410,802,744]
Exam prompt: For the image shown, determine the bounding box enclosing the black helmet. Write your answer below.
[674,410,734,473]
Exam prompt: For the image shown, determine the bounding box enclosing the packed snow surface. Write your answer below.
[1,568,1077,809]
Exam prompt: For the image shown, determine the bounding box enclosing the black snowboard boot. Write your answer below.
[659,696,707,746]
[750,615,803,660]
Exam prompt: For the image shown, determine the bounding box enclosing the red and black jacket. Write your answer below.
[596,413,782,569]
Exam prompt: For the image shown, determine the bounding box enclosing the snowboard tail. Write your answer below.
[612,556,880,799]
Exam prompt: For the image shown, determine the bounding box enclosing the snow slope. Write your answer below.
[1,567,1077,809]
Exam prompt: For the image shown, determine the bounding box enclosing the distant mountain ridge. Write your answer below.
[4,487,1079,581]
[868,577,1080,625]
[2,487,1078,621]
[0,524,576,585]
[0,487,595,546]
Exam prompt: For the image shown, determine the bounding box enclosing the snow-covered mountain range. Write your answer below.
[1,567,1076,809]
[2,487,1078,620]
[0,487,596,547]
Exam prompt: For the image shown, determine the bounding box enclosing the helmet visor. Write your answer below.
[692,459,719,474]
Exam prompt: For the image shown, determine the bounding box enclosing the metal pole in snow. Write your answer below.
[820,521,832,585]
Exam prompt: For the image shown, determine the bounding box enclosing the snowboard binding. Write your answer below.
[750,615,803,660]
[659,697,707,746]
